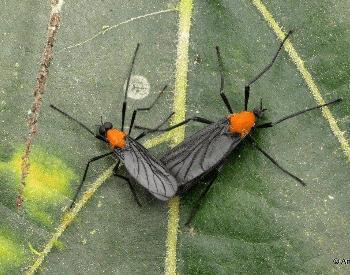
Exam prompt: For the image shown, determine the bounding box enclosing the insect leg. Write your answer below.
[134,111,175,141]
[245,30,293,111]
[70,151,114,208]
[184,159,229,226]
[247,136,305,186]
[113,160,142,207]
[121,43,140,132]
[128,85,168,136]
[215,46,233,114]
[184,172,218,226]
[134,116,213,133]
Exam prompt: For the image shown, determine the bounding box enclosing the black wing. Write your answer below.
[114,137,178,201]
[161,119,243,189]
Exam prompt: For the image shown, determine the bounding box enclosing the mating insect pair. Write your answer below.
[51,31,342,225]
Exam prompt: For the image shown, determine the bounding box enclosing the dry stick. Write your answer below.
[17,0,65,211]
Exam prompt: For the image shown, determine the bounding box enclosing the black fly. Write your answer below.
[51,44,181,208]
[136,30,342,225]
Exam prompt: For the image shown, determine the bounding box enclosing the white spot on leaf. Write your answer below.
[124,75,150,100]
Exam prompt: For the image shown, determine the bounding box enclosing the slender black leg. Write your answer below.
[184,171,219,226]
[245,30,293,110]
[134,116,213,133]
[247,136,305,186]
[121,101,127,133]
[113,160,142,207]
[50,104,107,143]
[246,29,293,87]
[134,111,175,141]
[70,151,114,208]
[184,159,229,226]
[128,85,168,136]
[257,98,342,129]
[244,86,250,111]
[132,44,225,136]
[215,46,234,114]
[121,43,140,132]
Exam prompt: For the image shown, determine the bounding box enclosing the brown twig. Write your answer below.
[17,0,65,211]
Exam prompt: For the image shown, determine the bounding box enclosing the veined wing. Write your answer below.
[161,118,243,186]
[114,137,178,201]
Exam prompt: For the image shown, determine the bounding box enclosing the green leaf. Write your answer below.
[0,0,349,274]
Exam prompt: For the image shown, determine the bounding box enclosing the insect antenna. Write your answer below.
[50,104,107,143]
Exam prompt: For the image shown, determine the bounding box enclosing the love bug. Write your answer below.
[50,44,180,208]
[136,30,342,225]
